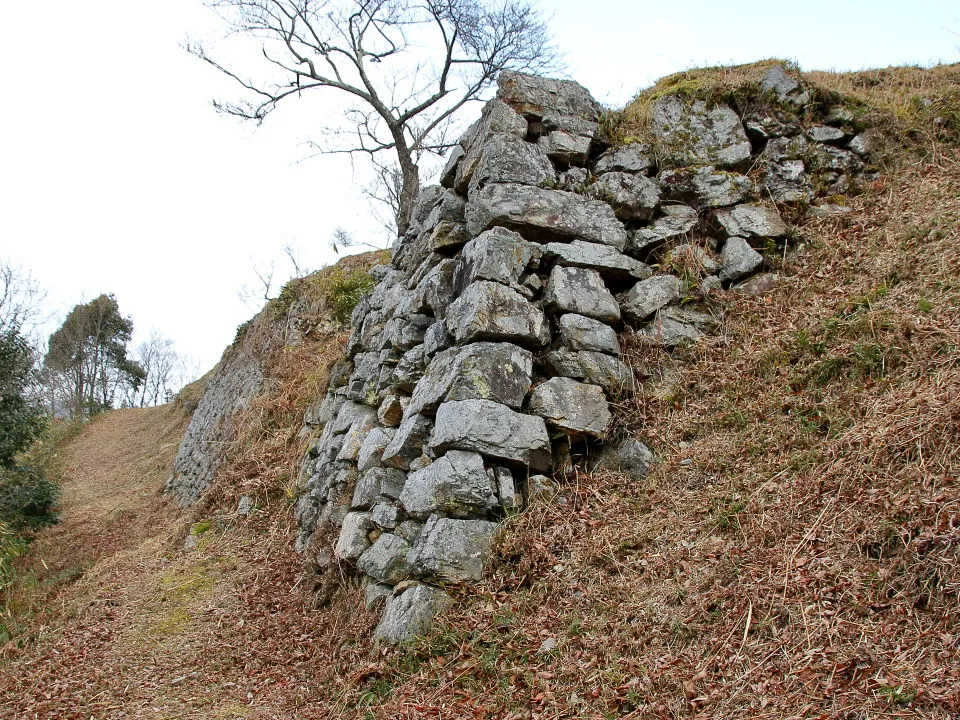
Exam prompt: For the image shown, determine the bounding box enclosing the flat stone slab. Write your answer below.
[545,266,620,323]
[399,450,498,519]
[637,306,717,347]
[374,584,453,644]
[334,511,374,561]
[545,349,636,395]
[658,165,752,209]
[497,71,600,121]
[714,203,788,238]
[406,342,533,418]
[381,414,433,470]
[543,240,651,282]
[446,281,549,347]
[466,183,628,250]
[629,205,699,255]
[430,399,552,472]
[407,516,500,583]
[528,377,611,437]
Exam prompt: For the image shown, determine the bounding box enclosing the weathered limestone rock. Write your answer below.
[381,414,433,470]
[497,71,600,122]
[543,241,650,282]
[650,96,751,168]
[453,100,529,193]
[335,511,374,561]
[762,160,812,204]
[335,409,379,461]
[399,450,498,519]
[357,533,410,585]
[848,129,882,158]
[371,503,402,530]
[425,221,470,253]
[719,236,764,282]
[629,205,698,255]
[430,400,552,471]
[364,581,393,612]
[545,349,635,395]
[538,130,592,166]
[732,272,782,296]
[466,184,628,250]
[620,275,681,322]
[544,266,620,323]
[807,125,846,144]
[587,172,661,222]
[591,438,653,480]
[594,143,653,174]
[357,427,397,472]
[809,145,864,173]
[453,227,540,292]
[558,166,589,192]
[406,342,533,417]
[559,313,620,354]
[762,135,810,163]
[714,204,788,239]
[467,133,556,197]
[658,165,752,209]
[407,516,499,583]
[529,377,611,437]
[637,306,716,347]
[445,281,549,347]
[377,394,406,428]
[352,467,407,509]
[760,64,810,106]
[490,466,520,511]
[374,585,453,643]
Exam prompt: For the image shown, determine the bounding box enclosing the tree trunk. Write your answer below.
[388,125,421,238]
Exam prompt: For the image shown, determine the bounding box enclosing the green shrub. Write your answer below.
[0,464,60,532]
[317,267,377,324]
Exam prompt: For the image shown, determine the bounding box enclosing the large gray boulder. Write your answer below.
[559,313,621,354]
[544,266,620,323]
[528,377,611,437]
[453,227,540,292]
[374,584,453,644]
[357,533,410,585]
[591,438,653,480]
[467,133,556,197]
[658,165,752,209]
[650,96,751,168]
[719,236,764,282]
[497,71,600,122]
[356,427,397,472]
[407,516,499,583]
[620,275,681,322]
[465,184,628,250]
[453,100,529,193]
[629,205,699,255]
[445,281,549,347]
[538,130,592,167]
[399,450,498,519]
[430,399,552,471]
[586,172,661,222]
[543,241,650,282]
[714,203,788,238]
[594,143,653,174]
[406,342,533,417]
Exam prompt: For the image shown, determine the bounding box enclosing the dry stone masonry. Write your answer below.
[283,65,882,643]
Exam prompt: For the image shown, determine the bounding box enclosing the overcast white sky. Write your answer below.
[1,0,957,377]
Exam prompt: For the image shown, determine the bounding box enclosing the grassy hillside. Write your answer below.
[1,67,957,719]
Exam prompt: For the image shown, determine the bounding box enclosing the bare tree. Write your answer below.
[0,260,45,337]
[131,331,184,407]
[187,0,557,235]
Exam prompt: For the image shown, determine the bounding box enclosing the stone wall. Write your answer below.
[292,65,881,642]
